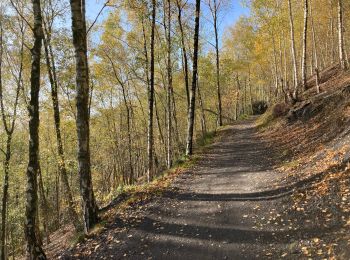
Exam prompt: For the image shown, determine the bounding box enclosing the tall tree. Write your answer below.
[301,0,309,91]
[287,0,299,100]
[176,0,190,110]
[69,0,98,233]
[104,52,134,184]
[42,1,81,231]
[166,0,173,169]
[186,0,201,156]
[337,0,347,70]
[24,0,47,258]
[310,0,320,93]
[209,0,223,126]
[147,0,156,181]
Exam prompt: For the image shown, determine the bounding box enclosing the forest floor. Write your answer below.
[58,115,350,259]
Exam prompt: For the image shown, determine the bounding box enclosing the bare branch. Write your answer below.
[87,0,112,35]
[9,0,34,31]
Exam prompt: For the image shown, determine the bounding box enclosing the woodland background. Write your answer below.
[0,0,349,258]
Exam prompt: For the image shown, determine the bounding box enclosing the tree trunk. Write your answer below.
[301,0,309,91]
[287,0,299,99]
[176,0,190,110]
[147,0,156,181]
[0,18,18,260]
[69,0,98,233]
[37,167,50,244]
[166,0,172,169]
[235,74,241,120]
[42,20,81,231]
[1,138,11,260]
[106,55,134,184]
[212,0,222,126]
[315,68,321,93]
[186,0,201,156]
[154,95,165,147]
[329,0,335,64]
[25,0,46,258]
[170,87,180,151]
[310,1,319,72]
[337,0,347,70]
[197,76,207,136]
[272,33,279,98]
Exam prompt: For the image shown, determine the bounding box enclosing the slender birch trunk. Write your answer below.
[42,19,81,231]
[287,0,299,100]
[166,0,173,168]
[176,0,190,110]
[301,0,309,91]
[337,0,347,70]
[197,76,207,136]
[209,0,223,126]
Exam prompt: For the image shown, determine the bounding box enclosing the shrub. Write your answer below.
[272,103,289,118]
[252,101,268,115]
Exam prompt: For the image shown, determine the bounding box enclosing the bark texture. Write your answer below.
[166,0,173,169]
[301,0,309,90]
[337,0,347,70]
[288,0,299,99]
[147,0,156,181]
[25,0,47,258]
[186,0,201,156]
[69,0,98,233]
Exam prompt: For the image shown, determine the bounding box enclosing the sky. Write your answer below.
[85,0,250,40]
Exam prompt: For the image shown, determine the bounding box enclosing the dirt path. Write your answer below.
[62,119,319,259]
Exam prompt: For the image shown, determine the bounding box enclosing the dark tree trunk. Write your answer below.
[185,0,201,156]
[147,0,156,181]
[69,0,98,233]
[1,138,11,260]
[25,0,46,258]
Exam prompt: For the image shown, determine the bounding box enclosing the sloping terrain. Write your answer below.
[53,65,350,260]
[255,64,350,258]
